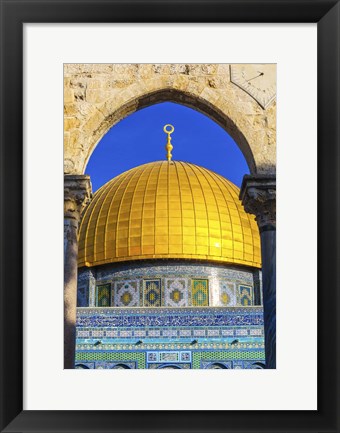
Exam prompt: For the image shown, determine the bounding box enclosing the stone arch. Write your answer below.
[64,67,276,176]
[157,364,182,369]
[81,87,256,174]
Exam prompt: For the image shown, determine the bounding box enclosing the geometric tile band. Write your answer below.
[193,350,265,369]
[75,351,146,368]
[164,278,188,307]
[192,279,209,306]
[239,285,253,306]
[96,284,111,307]
[78,262,261,308]
[144,279,161,307]
[219,281,236,306]
[77,307,264,327]
[114,280,139,307]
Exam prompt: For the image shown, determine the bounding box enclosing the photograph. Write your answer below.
[64,63,277,369]
[1,0,339,429]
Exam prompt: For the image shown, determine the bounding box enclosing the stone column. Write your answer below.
[64,175,92,369]
[240,175,276,369]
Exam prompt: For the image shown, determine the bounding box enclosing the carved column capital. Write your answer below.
[240,175,276,231]
[64,175,92,221]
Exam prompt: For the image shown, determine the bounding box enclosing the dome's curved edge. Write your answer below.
[79,160,262,270]
[78,254,262,269]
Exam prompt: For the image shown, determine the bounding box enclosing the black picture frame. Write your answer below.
[1,1,339,432]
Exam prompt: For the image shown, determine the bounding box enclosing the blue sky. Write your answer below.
[86,102,249,192]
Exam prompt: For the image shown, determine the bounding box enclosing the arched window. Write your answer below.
[75,364,89,369]
[251,362,265,369]
[207,362,228,369]
[158,364,181,369]
[112,364,131,369]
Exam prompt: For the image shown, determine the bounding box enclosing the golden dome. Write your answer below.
[78,161,261,268]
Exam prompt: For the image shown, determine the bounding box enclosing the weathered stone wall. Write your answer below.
[64,64,276,175]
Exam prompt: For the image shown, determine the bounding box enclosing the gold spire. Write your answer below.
[163,124,174,162]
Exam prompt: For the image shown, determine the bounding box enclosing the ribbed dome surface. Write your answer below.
[78,161,261,268]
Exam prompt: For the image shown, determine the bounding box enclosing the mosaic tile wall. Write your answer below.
[75,307,265,369]
[78,261,262,308]
[77,285,88,307]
